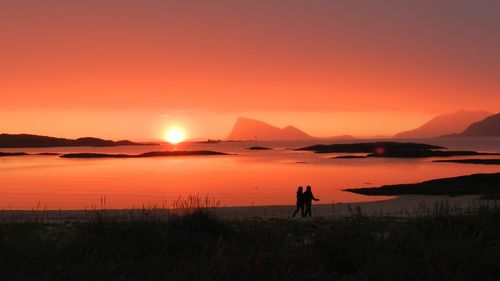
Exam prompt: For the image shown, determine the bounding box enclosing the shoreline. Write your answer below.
[0,195,488,222]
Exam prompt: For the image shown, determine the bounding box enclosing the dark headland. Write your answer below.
[0,133,154,148]
[0,152,28,157]
[345,173,500,197]
[434,159,500,165]
[60,151,229,158]
[0,152,60,157]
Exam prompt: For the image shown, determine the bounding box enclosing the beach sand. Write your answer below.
[216,195,486,219]
[0,195,488,223]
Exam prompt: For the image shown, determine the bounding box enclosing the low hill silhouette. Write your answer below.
[226,117,354,141]
[0,134,152,148]
[394,110,492,138]
[443,113,500,137]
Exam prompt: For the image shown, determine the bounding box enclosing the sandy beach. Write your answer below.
[0,195,489,223]
[215,195,486,219]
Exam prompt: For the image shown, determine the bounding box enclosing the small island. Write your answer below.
[60,150,229,158]
[296,142,443,153]
[366,150,494,158]
[246,146,272,150]
[296,141,498,158]
[332,155,367,159]
[196,139,223,144]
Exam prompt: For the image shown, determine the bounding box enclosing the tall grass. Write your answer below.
[171,194,220,215]
[1,201,500,280]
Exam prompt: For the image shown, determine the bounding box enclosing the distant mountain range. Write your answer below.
[442,113,500,137]
[225,117,354,141]
[394,110,492,138]
[0,134,150,148]
[5,112,497,147]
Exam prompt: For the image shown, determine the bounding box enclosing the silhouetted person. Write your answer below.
[303,185,319,217]
[292,186,304,217]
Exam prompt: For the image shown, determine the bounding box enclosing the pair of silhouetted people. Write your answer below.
[292,185,319,217]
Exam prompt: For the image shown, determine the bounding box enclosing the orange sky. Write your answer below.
[1,1,499,139]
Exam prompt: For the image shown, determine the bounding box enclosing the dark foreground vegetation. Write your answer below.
[60,151,229,158]
[345,173,500,198]
[2,204,500,281]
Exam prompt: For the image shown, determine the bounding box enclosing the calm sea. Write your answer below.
[1,138,499,210]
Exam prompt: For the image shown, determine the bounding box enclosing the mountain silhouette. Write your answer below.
[0,134,151,148]
[394,110,492,138]
[442,113,500,137]
[226,117,354,141]
[226,118,313,140]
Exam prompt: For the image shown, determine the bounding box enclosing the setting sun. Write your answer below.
[164,128,186,144]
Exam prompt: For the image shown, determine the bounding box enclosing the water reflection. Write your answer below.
[0,139,499,209]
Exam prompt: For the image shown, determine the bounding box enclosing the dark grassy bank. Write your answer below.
[345,173,500,197]
[2,205,500,281]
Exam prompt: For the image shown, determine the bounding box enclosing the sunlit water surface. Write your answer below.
[0,138,499,209]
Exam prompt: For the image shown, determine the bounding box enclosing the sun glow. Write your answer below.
[164,128,186,144]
